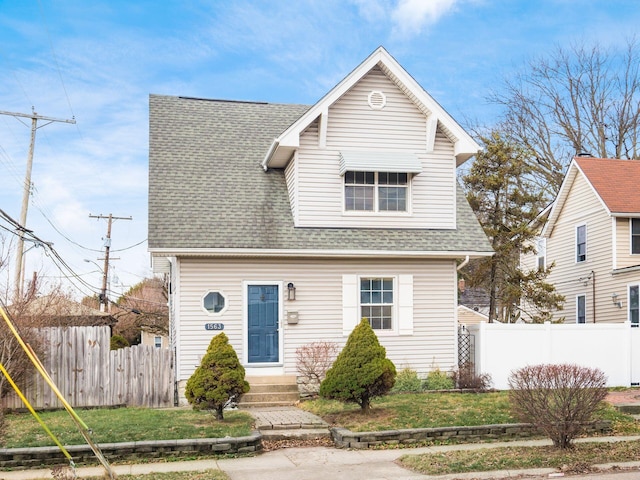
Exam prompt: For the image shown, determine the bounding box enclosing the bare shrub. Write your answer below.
[453,366,492,391]
[296,341,340,396]
[508,363,608,449]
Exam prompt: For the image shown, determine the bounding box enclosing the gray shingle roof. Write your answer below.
[148,94,492,255]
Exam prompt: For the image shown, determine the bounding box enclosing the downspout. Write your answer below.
[592,270,596,323]
[457,255,470,271]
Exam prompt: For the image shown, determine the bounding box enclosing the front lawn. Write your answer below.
[299,391,640,435]
[2,407,253,448]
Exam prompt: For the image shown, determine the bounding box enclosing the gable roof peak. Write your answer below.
[262,46,479,170]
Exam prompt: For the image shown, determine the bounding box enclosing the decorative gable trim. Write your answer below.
[262,47,479,171]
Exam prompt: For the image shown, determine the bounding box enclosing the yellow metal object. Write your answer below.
[0,304,116,479]
[0,362,75,467]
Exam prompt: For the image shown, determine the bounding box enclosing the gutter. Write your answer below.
[261,139,280,171]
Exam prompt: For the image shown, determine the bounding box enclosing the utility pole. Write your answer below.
[89,214,132,312]
[0,109,76,301]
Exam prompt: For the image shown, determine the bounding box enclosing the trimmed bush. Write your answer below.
[184,332,250,420]
[110,334,129,350]
[508,363,608,449]
[319,318,396,411]
[424,368,455,390]
[392,367,422,393]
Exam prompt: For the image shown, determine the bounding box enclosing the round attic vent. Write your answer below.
[368,90,386,110]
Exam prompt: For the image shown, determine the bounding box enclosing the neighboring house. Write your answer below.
[457,305,489,326]
[522,156,640,325]
[148,47,493,401]
[140,328,169,349]
[12,295,117,329]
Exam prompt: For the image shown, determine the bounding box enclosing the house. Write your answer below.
[148,47,492,403]
[522,156,640,324]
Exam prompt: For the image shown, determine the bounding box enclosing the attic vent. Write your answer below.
[368,91,386,110]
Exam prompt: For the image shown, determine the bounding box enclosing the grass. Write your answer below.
[299,391,640,435]
[399,440,640,475]
[33,470,229,480]
[1,407,254,448]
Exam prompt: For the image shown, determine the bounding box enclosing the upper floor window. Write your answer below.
[576,224,587,262]
[345,171,408,212]
[536,237,546,270]
[630,285,639,325]
[632,219,640,254]
[360,277,394,330]
[154,336,162,348]
[576,294,586,324]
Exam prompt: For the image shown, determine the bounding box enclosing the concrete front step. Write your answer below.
[240,375,300,407]
[241,391,300,403]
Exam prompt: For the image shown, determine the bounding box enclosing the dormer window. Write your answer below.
[345,171,408,212]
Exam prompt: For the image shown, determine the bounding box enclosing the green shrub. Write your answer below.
[424,368,455,390]
[320,318,396,411]
[184,332,250,420]
[110,334,129,350]
[392,367,422,393]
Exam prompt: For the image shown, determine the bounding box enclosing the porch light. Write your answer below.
[287,282,296,301]
[612,293,622,308]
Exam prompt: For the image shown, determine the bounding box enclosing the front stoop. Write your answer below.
[239,376,300,408]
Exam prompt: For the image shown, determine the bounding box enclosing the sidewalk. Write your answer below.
[3,435,640,480]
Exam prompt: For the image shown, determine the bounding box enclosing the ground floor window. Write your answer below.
[630,285,639,325]
[577,294,586,324]
[360,277,394,330]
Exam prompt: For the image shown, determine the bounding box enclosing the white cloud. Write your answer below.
[391,0,459,37]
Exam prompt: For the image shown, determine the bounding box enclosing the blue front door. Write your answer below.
[247,285,279,363]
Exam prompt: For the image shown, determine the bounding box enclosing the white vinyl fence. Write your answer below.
[2,326,173,409]
[467,321,640,390]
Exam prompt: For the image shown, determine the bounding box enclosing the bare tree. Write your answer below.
[113,277,169,344]
[492,38,640,197]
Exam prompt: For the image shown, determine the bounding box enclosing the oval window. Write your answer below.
[203,291,226,314]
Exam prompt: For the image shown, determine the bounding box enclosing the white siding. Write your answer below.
[294,67,456,229]
[545,174,631,323]
[175,257,458,382]
[284,150,298,222]
[616,218,640,269]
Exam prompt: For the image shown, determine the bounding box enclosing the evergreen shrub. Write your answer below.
[392,367,422,393]
[110,334,129,350]
[319,318,396,411]
[184,332,250,420]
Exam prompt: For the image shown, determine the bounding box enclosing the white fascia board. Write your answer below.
[541,160,578,237]
[149,247,494,259]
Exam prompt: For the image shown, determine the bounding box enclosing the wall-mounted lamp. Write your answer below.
[612,293,622,308]
[287,282,296,301]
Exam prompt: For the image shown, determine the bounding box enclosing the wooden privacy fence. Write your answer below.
[2,326,173,409]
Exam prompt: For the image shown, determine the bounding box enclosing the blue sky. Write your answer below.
[0,0,638,301]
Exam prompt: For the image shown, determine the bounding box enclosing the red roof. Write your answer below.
[574,157,640,214]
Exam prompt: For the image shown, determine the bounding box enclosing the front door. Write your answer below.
[247,284,279,363]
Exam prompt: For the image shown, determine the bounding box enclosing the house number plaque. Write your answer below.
[205,323,224,331]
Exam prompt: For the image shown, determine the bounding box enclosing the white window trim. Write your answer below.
[343,171,412,215]
[631,218,640,255]
[201,290,228,316]
[576,294,587,324]
[575,224,587,263]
